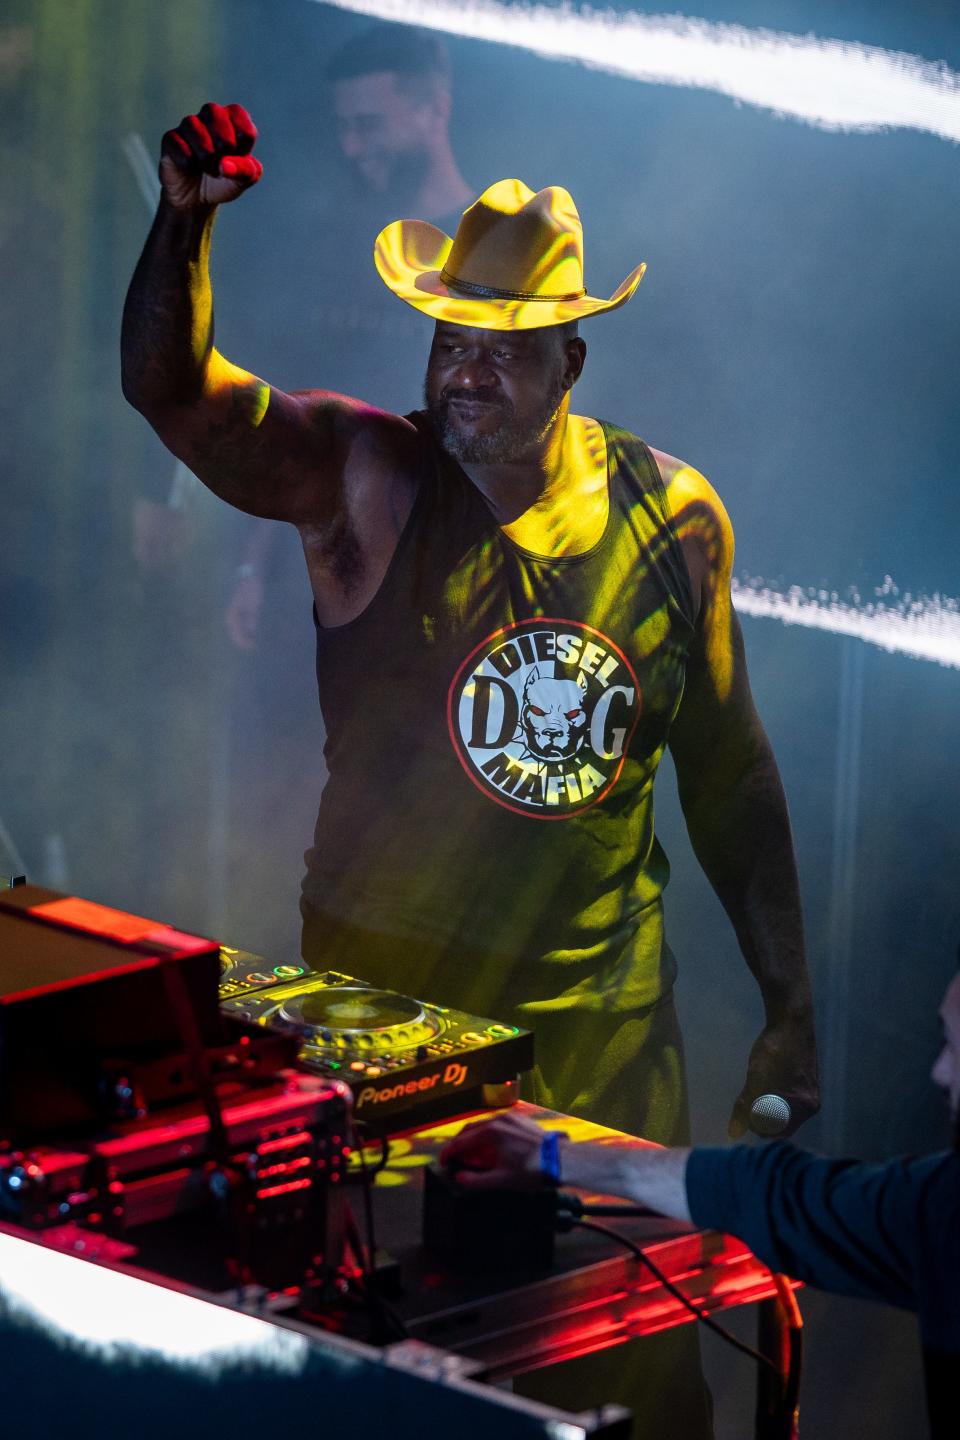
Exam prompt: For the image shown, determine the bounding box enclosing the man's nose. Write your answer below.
[931,1044,951,1090]
[339,128,364,159]
[453,353,499,389]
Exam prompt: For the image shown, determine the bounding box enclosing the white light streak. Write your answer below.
[121,132,160,211]
[0,1229,310,1373]
[320,0,960,142]
[732,577,960,670]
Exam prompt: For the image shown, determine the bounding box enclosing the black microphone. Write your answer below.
[749,1093,792,1137]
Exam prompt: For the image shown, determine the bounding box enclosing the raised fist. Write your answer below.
[159,102,262,209]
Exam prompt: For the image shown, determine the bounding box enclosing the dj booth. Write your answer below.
[0,884,802,1438]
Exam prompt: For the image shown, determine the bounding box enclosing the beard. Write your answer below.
[425,374,566,465]
[346,145,432,212]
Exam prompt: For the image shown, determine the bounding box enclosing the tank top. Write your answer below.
[301,413,695,1022]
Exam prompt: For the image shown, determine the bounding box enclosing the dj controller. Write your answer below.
[219,948,533,1128]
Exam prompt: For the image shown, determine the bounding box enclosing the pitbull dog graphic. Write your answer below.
[519,667,589,762]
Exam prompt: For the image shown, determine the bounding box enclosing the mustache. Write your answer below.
[440,389,511,410]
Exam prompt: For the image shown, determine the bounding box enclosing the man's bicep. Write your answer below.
[669,601,764,793]
[143,356,364,523]
[660,457,753,757]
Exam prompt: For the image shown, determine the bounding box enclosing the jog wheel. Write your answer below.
[277,986,441,1054]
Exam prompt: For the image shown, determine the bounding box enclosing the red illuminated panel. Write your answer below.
[29,898,159,944]
[140,926,214,955]
[27,901,212,959]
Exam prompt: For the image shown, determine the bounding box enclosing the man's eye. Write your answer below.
[529,706,546,716]
[565,709,581,720]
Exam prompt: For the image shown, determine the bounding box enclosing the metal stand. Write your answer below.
[755,1281,803,1439]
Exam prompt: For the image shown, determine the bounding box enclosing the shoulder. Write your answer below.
[287,392,424,500]
[649,448,733,548]
[288,394,427,553]
[645,447,734,622]
[290,390,422,457]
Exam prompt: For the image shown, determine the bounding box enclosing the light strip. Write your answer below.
[732,577,960,670]
[319,0,960,142]
[0,1229,310,1372]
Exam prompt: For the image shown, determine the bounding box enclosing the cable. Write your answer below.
[562,1193,803,1410]
[352,1123,381,1273]
[566,1215,781,1377]
[349,1119,409,1342]
[350,1121,391,1176]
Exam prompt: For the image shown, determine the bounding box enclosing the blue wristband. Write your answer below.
[540,1130,562,1186]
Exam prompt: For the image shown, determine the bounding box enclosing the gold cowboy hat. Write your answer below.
[374,178,645,331]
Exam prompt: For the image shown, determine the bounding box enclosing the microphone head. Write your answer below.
[749,1093,792,1137]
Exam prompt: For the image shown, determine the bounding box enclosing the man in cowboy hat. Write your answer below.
[122,102,818,1431]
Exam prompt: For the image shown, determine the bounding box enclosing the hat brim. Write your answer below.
[374,219,645,331]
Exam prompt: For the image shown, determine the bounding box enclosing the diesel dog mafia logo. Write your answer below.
[356,1060,469,1110]
[447,619,641,818]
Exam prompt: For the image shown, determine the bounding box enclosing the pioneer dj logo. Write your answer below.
[357,1061,469,1110]
[447,620,641,818]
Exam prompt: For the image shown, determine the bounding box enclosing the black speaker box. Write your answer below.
[0,885,221,1141]
[422,1163,557,1274]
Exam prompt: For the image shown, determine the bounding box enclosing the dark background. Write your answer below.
[2,3,958,1431]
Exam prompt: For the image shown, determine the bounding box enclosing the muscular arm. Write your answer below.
[120,104,415,537]
[661,457,819,1135]
[121,198,350,524]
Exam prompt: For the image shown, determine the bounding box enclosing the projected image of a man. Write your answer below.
[330,28,471,216]
[222,25,473,651]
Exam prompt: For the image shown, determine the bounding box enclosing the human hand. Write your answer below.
[224,570,264,650]
[132,498,191,572]
[439,1110,555,1190]
[159,102,262,210]
[729,1016,820,1139]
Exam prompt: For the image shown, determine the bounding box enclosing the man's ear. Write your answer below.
[563,337,587,391]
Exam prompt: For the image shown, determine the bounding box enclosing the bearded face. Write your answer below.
[423,323,571,465]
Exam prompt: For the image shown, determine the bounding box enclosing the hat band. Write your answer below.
[439,268,586,303]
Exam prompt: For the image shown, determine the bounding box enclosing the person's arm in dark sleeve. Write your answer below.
[685,1141,948,1313]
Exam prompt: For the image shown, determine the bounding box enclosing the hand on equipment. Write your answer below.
[440,1110,559,1190]
[728,1016,820,1139]
[159,102,262,210]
